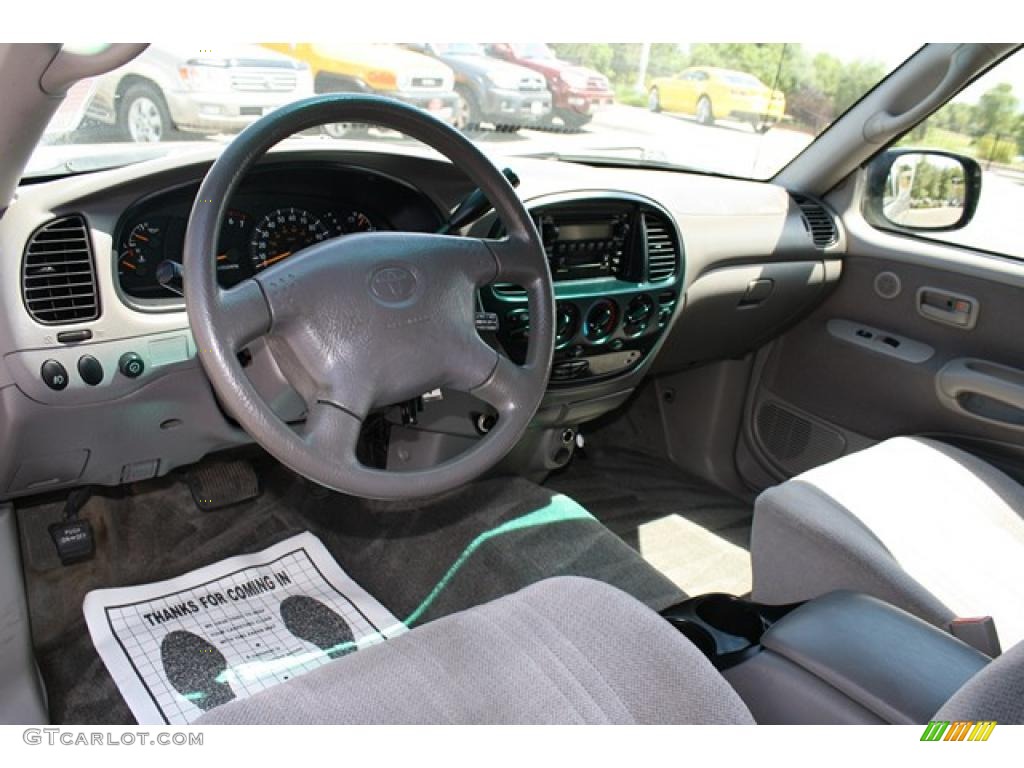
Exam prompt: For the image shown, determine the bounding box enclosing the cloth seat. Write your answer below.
[751,437,1024,649]
[197,576,755,725]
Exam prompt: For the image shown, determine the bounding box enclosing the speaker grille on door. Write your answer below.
[755,401,846,476]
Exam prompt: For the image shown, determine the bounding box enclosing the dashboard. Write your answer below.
[0,144,843,499]
[114,164,444,301]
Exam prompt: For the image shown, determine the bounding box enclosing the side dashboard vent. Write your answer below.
[643,211,680,282]
[792,194,838,249]
[21,215,100,324]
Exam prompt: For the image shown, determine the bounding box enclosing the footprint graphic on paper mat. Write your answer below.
[280,595,355,659]
[160,630,236,711]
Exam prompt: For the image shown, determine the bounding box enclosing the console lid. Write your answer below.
[761,591,990,724]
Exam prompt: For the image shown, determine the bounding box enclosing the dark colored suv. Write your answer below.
[485,43,614,131]
[404,43,552,131]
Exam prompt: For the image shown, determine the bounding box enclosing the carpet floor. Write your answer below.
[545,445,754,597]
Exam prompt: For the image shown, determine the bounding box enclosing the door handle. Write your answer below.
[917,287,978,329]
[937,358,1024,428]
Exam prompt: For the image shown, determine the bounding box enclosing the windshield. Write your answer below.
[434,43,484,56]
[511,43,556,60]
[32,42,917,181]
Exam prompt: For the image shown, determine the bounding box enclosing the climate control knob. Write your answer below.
[555,302,580,347]
[623,294,655,336]
[583,299,619,342]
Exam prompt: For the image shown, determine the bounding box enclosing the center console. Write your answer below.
[480,194,683,387]
[662,590,991,724]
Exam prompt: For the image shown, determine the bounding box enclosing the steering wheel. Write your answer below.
[183,95,554,500]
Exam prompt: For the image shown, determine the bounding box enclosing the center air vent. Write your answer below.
[643,212,679,281]
[792,194,839,249]
[22,215,100,325]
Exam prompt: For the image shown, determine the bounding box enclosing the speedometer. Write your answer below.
[249,207,329,271]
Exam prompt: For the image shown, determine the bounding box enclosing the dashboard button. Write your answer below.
[118,352,145,379]
[77,355,104,386]
[41,360,69,391]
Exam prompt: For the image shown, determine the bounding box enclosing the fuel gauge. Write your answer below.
[344,210,376,234]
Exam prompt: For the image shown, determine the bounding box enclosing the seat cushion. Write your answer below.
[751,437,1024,648]
[196,576,754,725]
[937,639,1024,723]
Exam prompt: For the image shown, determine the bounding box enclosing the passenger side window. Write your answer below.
[885,50,1024,259]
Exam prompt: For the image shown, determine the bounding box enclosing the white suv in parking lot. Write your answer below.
[86,45,314,142]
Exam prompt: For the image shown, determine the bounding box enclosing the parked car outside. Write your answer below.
[262,43,458,133]
[402,43,551,131]
[484,43,614,131]
[648,66,786,132]
[85,45,314,142]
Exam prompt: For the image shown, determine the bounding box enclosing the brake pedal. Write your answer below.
[186,460,260,511]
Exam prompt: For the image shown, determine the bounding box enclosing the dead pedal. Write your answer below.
[186,460,260,511]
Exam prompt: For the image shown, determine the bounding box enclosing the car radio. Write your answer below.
[537,211,630,281]
[483,196,684,388]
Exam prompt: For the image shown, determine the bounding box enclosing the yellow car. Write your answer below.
[648,66,785,132]
[262,43,458,126]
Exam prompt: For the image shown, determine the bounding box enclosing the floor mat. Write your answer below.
[19,456,682,724]
[83,532,404,725]
[545,445,754,597]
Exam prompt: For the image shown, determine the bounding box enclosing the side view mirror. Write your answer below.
[864,148,982,232]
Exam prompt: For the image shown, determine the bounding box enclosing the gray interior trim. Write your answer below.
[0,502,49,724]
[761,591,989,724]
[826,318,935,364]
[723,650,886,725]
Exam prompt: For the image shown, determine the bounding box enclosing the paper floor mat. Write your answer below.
[84,531,406,724]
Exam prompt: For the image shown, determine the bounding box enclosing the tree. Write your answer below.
[975,83,1018,137]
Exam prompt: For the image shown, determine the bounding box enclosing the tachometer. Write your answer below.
[249,207,329,271]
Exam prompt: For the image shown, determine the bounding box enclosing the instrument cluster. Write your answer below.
[113,162,444,302]
[118,203,380,298]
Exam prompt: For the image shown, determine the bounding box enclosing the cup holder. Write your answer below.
[661,593,800,669]
[671,620,716,658]
[695,595,766,643]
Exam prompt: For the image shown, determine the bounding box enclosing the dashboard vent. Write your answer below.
[22,215,100,325]
[643,212,679,282]
[792,194,839,249]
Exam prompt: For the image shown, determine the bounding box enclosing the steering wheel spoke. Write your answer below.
[302,399,365,466]
[218,279,272,350]
[480,234,545,287]
[468,346,531,415]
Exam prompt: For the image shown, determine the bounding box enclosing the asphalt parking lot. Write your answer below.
[474,104,816,178]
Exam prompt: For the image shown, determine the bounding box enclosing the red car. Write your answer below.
[485,43,614,131]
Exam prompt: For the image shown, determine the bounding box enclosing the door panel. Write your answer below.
[739,249,1024,489]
